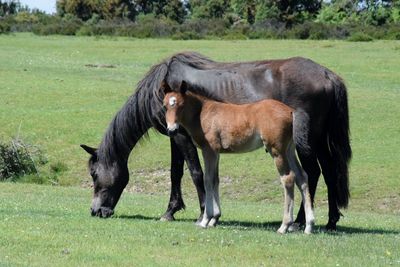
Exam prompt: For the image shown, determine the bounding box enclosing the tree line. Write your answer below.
[1,0,399,40]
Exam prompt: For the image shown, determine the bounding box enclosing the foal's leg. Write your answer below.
[271,148,295,234]
[208,160,220,227]
[199,147,221,228]
[287,143,315,234]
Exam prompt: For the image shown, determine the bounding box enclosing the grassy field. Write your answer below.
[0,33,399,265]
[1,183,399,266]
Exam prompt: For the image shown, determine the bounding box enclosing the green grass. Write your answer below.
[1,183,399,266]
[0,33,400,265]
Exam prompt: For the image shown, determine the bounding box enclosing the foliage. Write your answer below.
[1,0,399,39]
[0,0,19,16]
[347,32,374,42]
[0,137,47,181]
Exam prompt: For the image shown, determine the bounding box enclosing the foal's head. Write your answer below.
[162,81,188,137]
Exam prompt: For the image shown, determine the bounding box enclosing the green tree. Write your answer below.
[0,0,19,16]
[254,0,280,22]
[56,0,136,21]
[190,0,232,19]
[231,0,256,24]
[154,0,187,23]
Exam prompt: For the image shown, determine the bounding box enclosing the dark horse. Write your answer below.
[81,52,351,230]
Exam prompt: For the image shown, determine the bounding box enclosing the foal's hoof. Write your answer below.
[277,226,287,234]
[197,221,208,229]
[160,213,175,222]
[208,217,219,227]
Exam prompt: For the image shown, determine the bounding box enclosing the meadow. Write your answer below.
[0,33,399,266]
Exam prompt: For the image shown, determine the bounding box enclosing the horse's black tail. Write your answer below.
[326,76,352,209]
[292,109,311,157]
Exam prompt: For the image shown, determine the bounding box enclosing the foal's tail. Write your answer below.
[326,75,352,209]
[292,109,311,156]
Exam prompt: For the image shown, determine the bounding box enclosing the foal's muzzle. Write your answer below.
[167,124,179,137]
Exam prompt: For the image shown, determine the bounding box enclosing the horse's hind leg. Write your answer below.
[293,151,320,229]
[271,148,295,234]
[287,143,314,234]
[317,140,341,231]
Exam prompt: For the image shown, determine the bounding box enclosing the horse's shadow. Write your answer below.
[114,214,400,235]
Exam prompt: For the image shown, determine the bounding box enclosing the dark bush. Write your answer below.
[171,31,201,40]
[32,15,83,35]
[347,32,374,42]
[0,19,11,33]
[222,32,248,40]
[180,18,229,38]
[0,138,47,181]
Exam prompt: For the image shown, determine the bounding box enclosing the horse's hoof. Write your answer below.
[197,222,208,229]
[208,218,219,227]
[325,221,337,231]
[160,214,175,222]
[304,226,313,234]
[288,223,301,232]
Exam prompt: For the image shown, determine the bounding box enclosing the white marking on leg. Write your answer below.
[287,143,314,234]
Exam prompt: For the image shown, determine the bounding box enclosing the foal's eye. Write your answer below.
[169,96,177,107]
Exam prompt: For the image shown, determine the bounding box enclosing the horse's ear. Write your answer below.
[180,80,188,94]
[80,144,97,156]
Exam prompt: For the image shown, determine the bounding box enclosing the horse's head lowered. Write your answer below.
[80,144,128,218]
[162,81,188,137]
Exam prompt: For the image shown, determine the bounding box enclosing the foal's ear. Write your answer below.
[80,144,97,156]
[180,80,188,94]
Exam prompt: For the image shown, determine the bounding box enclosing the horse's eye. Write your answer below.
[169,96,177,107]
[90,170,97,181]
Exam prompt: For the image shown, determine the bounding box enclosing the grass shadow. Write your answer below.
[115,213,400,235]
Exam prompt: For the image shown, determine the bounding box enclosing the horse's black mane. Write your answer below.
[97,52,215,165]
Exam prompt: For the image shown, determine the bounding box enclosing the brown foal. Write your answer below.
[163,81,314,234]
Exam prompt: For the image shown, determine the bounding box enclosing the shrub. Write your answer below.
[32,15,83,35]
[0,19,11,33]
[0,138,47,181]
[347,32,374,42]
[222,32,247,40]
[171,31,201,40]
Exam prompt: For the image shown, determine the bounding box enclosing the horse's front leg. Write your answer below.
[173,130,205,223]
[161,137,186,221]
[198,147,221,228]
